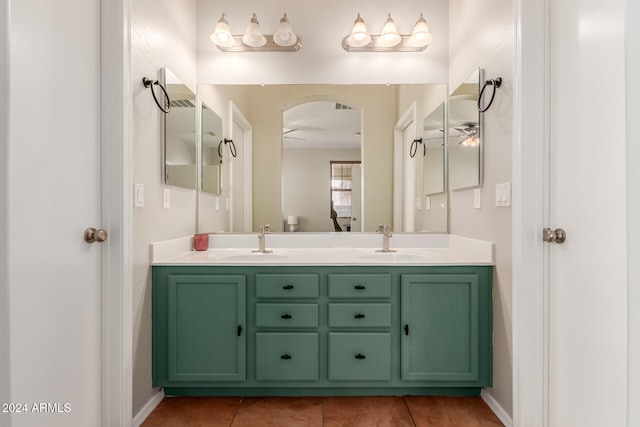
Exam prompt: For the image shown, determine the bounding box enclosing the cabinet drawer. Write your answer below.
[328,274,391,299]
[255,303,318,328]
[328,332,391,381]
[328,303,392,328]
[256,274,319,299]
[256,333,319,381]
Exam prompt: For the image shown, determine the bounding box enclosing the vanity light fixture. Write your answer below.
[210,12,302,52]
[342,12,433,52]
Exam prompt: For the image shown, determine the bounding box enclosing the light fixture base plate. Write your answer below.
[217,35,302,52]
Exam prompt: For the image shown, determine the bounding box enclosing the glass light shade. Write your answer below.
[378,14,401,47]
[346,13,371,47]
[287,215,299,225]
[408,14,433,47]
[242,13,266,47]
[210,13,235,47]
[273,13,298,47]
[461,134,480,147]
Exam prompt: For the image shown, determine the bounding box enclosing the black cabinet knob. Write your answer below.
[283,284,294,290]
[355,353,366,360]
[354,285,366,290]
[281,354,292,360]
[281,314,292,319]
[354,313,366,319]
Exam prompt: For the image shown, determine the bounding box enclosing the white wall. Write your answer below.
[282,148,361,232]
[131,0,198,416]
[449,0,514,417]
[628,1,640,423]
[0,0,9,421]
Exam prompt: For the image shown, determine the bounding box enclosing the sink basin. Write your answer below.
[220,252,292,261]
[358,252,425,262]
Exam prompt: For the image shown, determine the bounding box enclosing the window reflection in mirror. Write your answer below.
[449,68,482,190]
[162,67,197,190]
[201,102,222,195]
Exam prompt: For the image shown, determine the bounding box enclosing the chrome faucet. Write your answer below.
[253,224,272,253]
[376,225,396,253]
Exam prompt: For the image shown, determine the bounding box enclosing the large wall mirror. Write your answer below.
[161,67,197,190]
[449,68,482,190]
[197,83,450,233]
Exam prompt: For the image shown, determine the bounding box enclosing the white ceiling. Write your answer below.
[282,101,361,150]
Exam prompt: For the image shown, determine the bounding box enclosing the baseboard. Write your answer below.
[133,389,165,427]
[481,389,513,427]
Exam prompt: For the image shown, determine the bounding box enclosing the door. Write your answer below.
[401,274,482,383]
[166,275,246,383]
[351,164,362,231]
[230,102,253,232]
[7,0,105,425]
[547,0,627,425]
[393,104,417,232]
[402,120,417,232]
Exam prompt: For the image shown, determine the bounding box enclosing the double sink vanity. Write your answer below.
[151,232,494,397]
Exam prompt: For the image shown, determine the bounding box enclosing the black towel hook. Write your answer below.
[478,77,502,113]
[409,138,425,158]
[142,77,171,114]
[218,138,238,158]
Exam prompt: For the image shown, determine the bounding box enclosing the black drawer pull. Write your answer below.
[354,285,366,290]
[281,354,292,360]
[354,313,366,319]
[283,284,294,290]
[237,325,243,337]
[355,353,366,360]
[281,314,292,319]
[404,324,409,335]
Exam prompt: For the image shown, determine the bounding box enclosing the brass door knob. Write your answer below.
[84,227,108,243]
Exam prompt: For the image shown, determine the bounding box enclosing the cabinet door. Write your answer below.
[167,275,246,382]
[401,274,481,382]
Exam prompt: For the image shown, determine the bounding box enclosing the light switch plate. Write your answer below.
[215,197,220,211]
[495,183,511,207]
[474,188,482,209]
[163,188,170,209]
[416,197,422,210]
[134,183,144,208]
[426,196,431,211]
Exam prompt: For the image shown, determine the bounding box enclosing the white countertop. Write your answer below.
[150,234,494,266]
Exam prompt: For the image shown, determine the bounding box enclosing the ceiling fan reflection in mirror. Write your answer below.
[452,123,479,147]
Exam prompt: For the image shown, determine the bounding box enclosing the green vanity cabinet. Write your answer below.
[152,265,492,396]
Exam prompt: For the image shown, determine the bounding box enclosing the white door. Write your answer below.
[402,120,417,232]
[8,0,104,426]
[230,102,253,232]
[547,0,627,425]
[351,164,362,232]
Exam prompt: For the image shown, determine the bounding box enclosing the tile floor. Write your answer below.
[142,396,504,426]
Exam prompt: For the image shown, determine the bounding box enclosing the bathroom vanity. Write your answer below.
[151,234,493,397]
